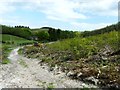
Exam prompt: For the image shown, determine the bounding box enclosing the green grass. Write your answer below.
[47,31,119,58]
[21,31,120,88]
[31,28,48,32]
[0,44,2,63]
[0,34,34,64]
[47,83,54,90]
[0,43,1,46]
[0,34,34,45]
[0,44,13,64]
[2,59,10,64]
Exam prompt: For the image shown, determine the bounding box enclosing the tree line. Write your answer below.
[1,22,119,42]
[32,27,77,41]
[81,22,119,37]
[1,25,32,40]
[1,25,77,42]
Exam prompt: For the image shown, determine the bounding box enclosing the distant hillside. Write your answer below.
[0,34,33,45]
[31,27,56,32]
[1,25,76,41]
[31,27,76,41]
[1,22,119,42]
[81,22,119,37]
[1,25,32,40]
[31,28,49,33]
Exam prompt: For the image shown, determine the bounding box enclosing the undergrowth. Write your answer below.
[21,31,120,88]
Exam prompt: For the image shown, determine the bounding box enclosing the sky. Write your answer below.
[0,0,119,31]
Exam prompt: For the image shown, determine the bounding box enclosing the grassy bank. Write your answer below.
[0,44,12,64]
[47,31,119,57]
[0,34,34,64]
[19,31,120,88]
[0,34,34,45]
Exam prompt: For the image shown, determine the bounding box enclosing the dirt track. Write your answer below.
[0,47,97,89]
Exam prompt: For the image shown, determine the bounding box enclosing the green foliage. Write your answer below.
[48,28,76,41]
[0,44,12,64]
[2,59,10,64]
[47,83,54,90]
[81,22,119,37]
[22,30,120,87]
[81,87,90,90]
[15,25,29,29]
[0,33,34,64]
[19,22,120,88]
[36,31,49,41]
[1,25,78,42]
[47,31,119,59]
[18,48,23,54]
[1,25,32,39]
[0,34,34,45]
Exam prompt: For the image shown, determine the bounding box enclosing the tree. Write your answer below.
[56,29,61,39]
[48,28,57,41]
[36,31,49,41]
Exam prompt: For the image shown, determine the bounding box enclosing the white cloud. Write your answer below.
[0,0,118,19]
[27,0,87,21]
[24,0,118,21]
[0,0,118,30]
[77,0,118,16]
[0,16,31,27]
[0,0,118,17]
[0,0,16,15]
[71,22,112,31]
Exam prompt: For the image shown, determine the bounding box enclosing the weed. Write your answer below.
[19,59,28,68]
[2,59,10,64]
[47,83,54,90]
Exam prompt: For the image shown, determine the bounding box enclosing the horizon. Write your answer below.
[1,22,117,32]
[0,0,118,31]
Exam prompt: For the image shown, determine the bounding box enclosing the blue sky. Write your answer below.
[0,0,118,31]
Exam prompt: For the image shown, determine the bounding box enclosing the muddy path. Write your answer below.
[0,47,97,89]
